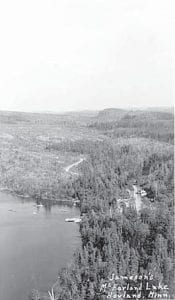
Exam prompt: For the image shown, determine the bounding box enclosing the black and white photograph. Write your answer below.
[0,0,174,299]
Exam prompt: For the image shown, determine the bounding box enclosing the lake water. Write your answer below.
[0,192,80,300]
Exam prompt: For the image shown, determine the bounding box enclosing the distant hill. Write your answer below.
[0,110,98,126]
[96,106,174,122]
[97,108,128,121]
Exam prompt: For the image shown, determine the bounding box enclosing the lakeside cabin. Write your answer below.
[136,189,147,197]
[140,190,147,197]
[133,185,147,197]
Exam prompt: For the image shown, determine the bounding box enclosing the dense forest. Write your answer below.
[89,110,174,144]
[32,109,174,300]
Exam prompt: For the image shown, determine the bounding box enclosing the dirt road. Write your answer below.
[132,185,142,213]
[64,158,85,175]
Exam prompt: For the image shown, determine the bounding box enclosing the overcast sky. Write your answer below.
[0,0,174,112]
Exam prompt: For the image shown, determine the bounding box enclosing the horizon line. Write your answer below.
[0,105,174,115]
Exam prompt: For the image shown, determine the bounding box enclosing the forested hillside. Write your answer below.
[89,110,174,144]
[0,109,174,300]
[34,108,174,300]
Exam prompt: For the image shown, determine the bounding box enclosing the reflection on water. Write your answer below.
[0,192,80,300]
[21,197,76,214]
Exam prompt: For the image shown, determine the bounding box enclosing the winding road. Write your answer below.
[64,158,85,175]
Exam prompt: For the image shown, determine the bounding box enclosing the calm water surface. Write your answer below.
[0,192,80,300]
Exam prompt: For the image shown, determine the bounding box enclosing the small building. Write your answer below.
[140,190,147,197]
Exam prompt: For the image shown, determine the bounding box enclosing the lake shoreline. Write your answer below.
[0,186,75,204]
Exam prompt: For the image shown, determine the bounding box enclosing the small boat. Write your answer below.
[65,218,81,223]
[33,212,37,215]
[36,204,43,207]
[65,218,75,222]
[73,200,80,204]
